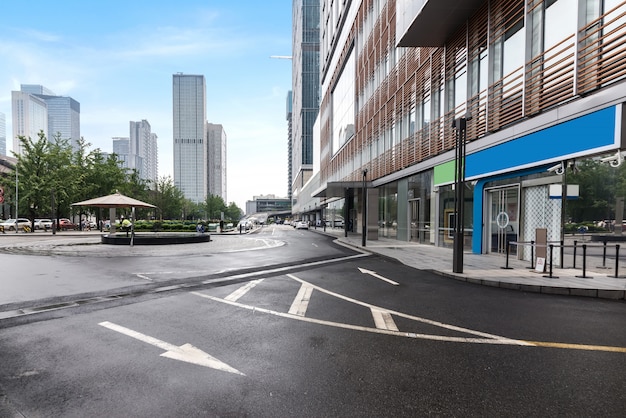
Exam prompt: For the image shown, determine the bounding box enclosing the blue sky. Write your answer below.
[0,1,292,210]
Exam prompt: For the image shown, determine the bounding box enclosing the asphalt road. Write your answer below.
[1,225,625,417]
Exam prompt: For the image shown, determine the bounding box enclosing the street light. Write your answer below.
[362,168,368,247]
[452,115,471,273]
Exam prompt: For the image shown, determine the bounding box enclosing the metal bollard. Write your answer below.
[576,244,589,278]
[614,244,621,278]
[502,241,513,269]
[544,244,558,278]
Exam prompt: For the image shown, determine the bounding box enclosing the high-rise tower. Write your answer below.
[206,123,227,203]
[15,85,80,152]
[291,0,320,204]
[173,73,207,203]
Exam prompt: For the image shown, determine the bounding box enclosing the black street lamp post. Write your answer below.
[362,168,368,247]
[453,116,470,273]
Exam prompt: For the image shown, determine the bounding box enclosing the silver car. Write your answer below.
[0,218,31,231]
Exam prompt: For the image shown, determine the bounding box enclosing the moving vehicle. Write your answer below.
[295,220,309,230]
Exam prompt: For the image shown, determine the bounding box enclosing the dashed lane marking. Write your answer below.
[224,279,263,302]
[288,283,314,316]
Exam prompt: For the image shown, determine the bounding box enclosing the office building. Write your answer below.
[246,194,291,216]
[0,112,5,156]
[286,91,293,200]
[206,123,227,202]
[112,137,132,169]
[130,120,158,187]
[173,73,207,203]
[291,0,320,211]
[294,0,626,266]
[11,91,48,154]
[15,85,80,152]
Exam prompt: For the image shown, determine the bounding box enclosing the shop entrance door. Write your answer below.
[487,186,519,255]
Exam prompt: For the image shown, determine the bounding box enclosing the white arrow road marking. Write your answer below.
[358,267,399,285]
[98,321,245,376]
[288,283,314,316]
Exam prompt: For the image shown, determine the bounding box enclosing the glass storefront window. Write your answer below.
[378,183,398,238]
[437,183,474,249]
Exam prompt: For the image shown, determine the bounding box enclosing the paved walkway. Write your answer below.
[312,226,626,301]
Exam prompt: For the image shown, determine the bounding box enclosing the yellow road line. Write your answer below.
[524,341,626,353]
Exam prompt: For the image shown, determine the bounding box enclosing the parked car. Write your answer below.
[35,218,53,230]
[56,218,77,230]
[0,218,31,231]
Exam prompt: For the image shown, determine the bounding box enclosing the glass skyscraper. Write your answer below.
[0,112,5,156]
[291,0,320,199]
[206,123,227,203]
[173,73,207,203]
[11,85,80,153]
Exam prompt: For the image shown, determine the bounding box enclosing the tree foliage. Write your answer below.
[2,132,244,223]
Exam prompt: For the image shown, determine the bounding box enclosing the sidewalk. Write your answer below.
[311,226,626,301]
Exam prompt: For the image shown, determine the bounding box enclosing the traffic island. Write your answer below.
[101,233,211,245]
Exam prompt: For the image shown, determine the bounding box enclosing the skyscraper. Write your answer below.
[173,73,207,203]
[291,0,320,204]
[286,91,293,201]
[11,85,80,153]
[11,91,48,154]
[0,112,6,156]
[112,137,132,169]
[206,123,227,202]
[130,120,158,187]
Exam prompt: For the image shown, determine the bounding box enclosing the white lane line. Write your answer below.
[288,284,314,316]
[225,279,263,302]
[98,321,245,375]
[190,291,529,346]
[371,308,399,331]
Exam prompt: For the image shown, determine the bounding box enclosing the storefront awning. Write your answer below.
[312,181,372,198]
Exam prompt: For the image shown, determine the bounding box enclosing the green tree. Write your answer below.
[225,202,243,221]
[10,132,51,227]
[151,176,184,220]
[204,194,227,220]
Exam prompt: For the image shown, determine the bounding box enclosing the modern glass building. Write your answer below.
[173,73,207,203]
[11,91,47,154]
[18,85,80,152]
[293,0,626,265]
[130,119,158,187]
[0,112,6,156]
[291,0,320,212]
[206,123,227,202]
[286,90,293,201]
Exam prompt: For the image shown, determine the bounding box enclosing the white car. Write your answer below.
[1,218,31,231]
[35,218,53,230]
[295,220,309,230]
